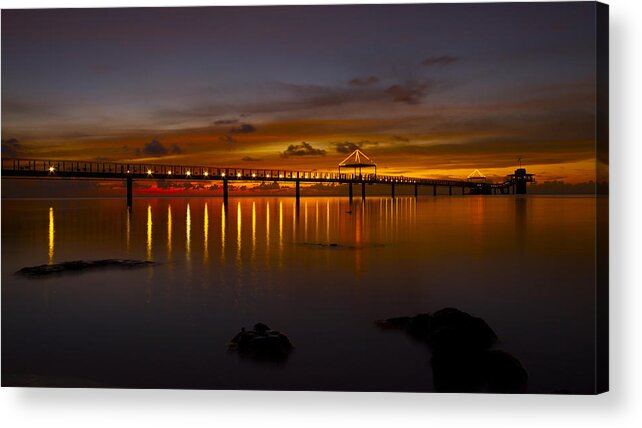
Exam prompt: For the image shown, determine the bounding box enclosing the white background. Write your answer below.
[1,0,640,426]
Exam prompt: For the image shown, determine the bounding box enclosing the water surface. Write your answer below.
[2,195,598,392]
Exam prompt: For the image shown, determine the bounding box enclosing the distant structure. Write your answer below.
[508,168,534,194]
[338,149,377,178]
[467,169,487,183]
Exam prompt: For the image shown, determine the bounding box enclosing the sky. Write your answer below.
[1,2,601,188]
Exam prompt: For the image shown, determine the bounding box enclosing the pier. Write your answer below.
[1,151,533,207]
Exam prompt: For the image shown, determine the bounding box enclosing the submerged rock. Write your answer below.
[431,349,528,393]
[16,259,155,276]
[300,242,385,250]
[376,307,497,351]
[228,323,294,362]
[429,308,498,352]
[376,308,527,393]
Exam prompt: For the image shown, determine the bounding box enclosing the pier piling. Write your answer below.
[126,176,133,208]
[223,179,229,205]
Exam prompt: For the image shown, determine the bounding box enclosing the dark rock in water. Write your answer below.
[376,308,497,351]
[429,308,498,352]
[16,259,155,277]
[407,313,434,342]
[431,349,528,393]
[482,350,528,393]
[375,307,527,393]
[374,316,413,329]
[431,350,486,393]
[253,322,270,335]
[228,323,294,362]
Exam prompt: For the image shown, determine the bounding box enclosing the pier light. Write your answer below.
[203,171,208,177]
[147,169,152,175]
[168,170,172,175]
[279,174,283,178]
[127,170,130,174]
[237,172,242,178]
[221,172,226,177]
[266,174,270,178]
[186,170,191,176]
[49,166,55,172]
[252,173,257,178]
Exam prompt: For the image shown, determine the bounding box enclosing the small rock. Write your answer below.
[228,323,294,362]
[16,259,155,276]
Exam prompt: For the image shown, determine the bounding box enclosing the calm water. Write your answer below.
[2,195,599,392]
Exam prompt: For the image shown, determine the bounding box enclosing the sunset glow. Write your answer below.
[1,3,602,197]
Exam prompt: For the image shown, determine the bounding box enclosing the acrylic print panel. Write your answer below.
[1,2,608,394]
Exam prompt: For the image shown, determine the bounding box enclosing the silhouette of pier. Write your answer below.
[1,152,533,207]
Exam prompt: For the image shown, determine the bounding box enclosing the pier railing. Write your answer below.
[1,157,477,187]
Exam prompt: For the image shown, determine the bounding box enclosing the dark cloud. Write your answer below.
[385,81,430,104]
[1,138,22,157]
[422,55,460,67]
[391,135,410,142]
[349,76,379,86]
[135,140,182,157]
[335,142,362,154]
[153,79,438,122]
[2,99,58,117]
[228,123,256,134]
[241,156,262,162]
[214,118,238,125]
[334,140,378,154]
[280,141,326,158]
[219,135,237,144]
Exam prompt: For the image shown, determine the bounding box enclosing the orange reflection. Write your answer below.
[146,205,152,261]
[126,208,131,253]
[304,201,308,240]
[266,201,270,248]
[279,200,283,249]
[204,203,209,263]
[292,200,297,241]
[186,203,191,262]
[279,200,283,267]
[167,205,172,260]
[315,200,319,237]
[48,207,54,265]
[326,199,330,242]
[252,201,256,261]
[236,201,242,264]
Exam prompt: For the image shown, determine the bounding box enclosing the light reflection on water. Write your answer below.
[48,206,54,265]
[186,203,191,264]
[2,196,599,393]
[167,205,172,260]
[146,204,153,261]
[204,203,209,264]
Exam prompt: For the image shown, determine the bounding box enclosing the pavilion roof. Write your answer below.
[338,149,376,168]
[467,169,486,179]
